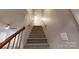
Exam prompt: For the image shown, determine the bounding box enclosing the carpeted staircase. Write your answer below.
[24,26,49,49]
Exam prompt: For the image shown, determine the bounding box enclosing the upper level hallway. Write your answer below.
[0,9,79,49]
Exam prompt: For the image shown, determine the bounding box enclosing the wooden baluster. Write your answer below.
[12,36,16,49]
[15,33,20,49]
[0,27,25,49]
[7,41,11,49]
[18,31,23,49]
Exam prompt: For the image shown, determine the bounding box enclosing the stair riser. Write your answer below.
[24,45,49,49]
[29,36,45,38]
[28,38,47,40]
[25,46,49,47]
[24,46,49,47]
[29,35,45,36]
[29,35,45,37]
[27,42,48,44]
[31,29,43,31]
[24,26,49,49]
[31,29,43,30]
[27,40,48,43]
[29,34,45,36]
[30,33,45,35]
[31,31,44,33]
[30,32,44,34]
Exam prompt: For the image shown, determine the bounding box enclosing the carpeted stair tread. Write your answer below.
[24,43,49,49]
[27,39,48,43]
[23,26,49,49]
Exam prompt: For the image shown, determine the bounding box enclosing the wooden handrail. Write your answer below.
[0,26,25,48]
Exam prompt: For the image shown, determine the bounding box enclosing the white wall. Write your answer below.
[43,9,79,48]
[0,9,26,28]
[33,10,42,26]
[23,9,34,48]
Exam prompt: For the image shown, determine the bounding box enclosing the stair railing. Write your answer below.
[41,20,47,29]
[0,26,25,49]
